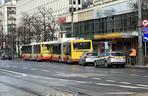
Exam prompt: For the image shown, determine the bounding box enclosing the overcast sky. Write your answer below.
[0,0,2,4]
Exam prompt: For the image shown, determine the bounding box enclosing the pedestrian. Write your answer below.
[129,48,137,65]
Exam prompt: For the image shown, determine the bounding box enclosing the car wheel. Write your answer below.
[94,61,98,67]
[81,62,85,66]
[121,65,125,68]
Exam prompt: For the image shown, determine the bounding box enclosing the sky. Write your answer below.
[0,0,4,4]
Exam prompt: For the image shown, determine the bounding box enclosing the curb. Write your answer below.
[126,65,148,68]
[129,93,148,96]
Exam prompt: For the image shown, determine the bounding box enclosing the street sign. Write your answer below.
[143,27,148,34]
[143,34,148,42]
[142,19,148,27]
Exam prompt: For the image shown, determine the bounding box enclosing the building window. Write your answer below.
[78,0,80,4]
[73,0,76,4]
[69,0,72,4]
[65,12,138,38]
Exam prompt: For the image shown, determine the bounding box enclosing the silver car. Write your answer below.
[78,52,98,66]
[94,51,126,68]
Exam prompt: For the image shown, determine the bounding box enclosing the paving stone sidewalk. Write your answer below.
[129,93,148,96]
[126,64,148,68]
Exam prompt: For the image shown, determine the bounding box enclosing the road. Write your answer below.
[0,60,148,96]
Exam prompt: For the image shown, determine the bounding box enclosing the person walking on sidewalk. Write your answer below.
[129,48,137,65]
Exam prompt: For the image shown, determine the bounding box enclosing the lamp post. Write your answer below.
[71,0,74,37]
[137,0,144,65]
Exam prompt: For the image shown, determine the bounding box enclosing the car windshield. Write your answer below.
[111,52,124,56]
[87,52,98,56]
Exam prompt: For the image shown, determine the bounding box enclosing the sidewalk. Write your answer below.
[129,92,148,96]
[126,64,148,68]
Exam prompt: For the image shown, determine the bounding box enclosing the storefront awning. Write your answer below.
[94,32,137,40]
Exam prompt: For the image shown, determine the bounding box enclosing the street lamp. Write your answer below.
[137,0,144,65]
[71,0,74,37]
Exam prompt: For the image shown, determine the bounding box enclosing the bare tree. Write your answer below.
[36,7,58,41]
[17,7,60,44]
[17,12,34,44]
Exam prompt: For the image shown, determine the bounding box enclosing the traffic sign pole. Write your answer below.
[142,19,148,57]
[137,0,144,65]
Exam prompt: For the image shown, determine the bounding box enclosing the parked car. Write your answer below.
[94,51,126,68]
[0,53,12,60]
[78,52,98,66]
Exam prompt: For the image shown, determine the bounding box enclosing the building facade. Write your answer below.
[16,0,84,40]
[16,0,148,57]
[64,0,147,55]
[2,0,16,35]
[0,0,16,53]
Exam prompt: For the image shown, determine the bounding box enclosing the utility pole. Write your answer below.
[71,0,74,37]
[10,0,14,60]
[43,14,46,41]
[137,0,144,65]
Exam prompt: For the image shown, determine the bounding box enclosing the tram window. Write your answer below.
[73,42,90,50]
[33,45,40,53]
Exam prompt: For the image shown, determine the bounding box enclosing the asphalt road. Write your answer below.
[0,60,148,96]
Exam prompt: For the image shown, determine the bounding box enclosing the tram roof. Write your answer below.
[21,38,85,46]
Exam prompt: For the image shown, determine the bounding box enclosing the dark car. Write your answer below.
[1,53,12,60]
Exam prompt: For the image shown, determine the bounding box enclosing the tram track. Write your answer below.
[0,69,98,96]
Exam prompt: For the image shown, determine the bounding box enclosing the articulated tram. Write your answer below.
[20,38,93,63]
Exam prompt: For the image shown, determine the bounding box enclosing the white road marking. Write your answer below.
[130,74,140,77]
[42,70,50,72]
[22,67,28,69]
[1,76,7,78]
[144,76,148,78]
[106,80,116,82]
[12,66,18,68]
[96,82,148,89]
[74,80,92,84]
[13,75,22,78]
[136,84,148,87]
[117,85,139,89]
[0,69,90,84]
[105,92,135,95]
[120,82,131,85]
[96,83,112,86]
[92,78,101,80]
[1,65,10,68]
[1,69,148,90]
[22,74,27,76]
[31,68,37,70]
[0,69,27,77]
[81,76,88,78]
